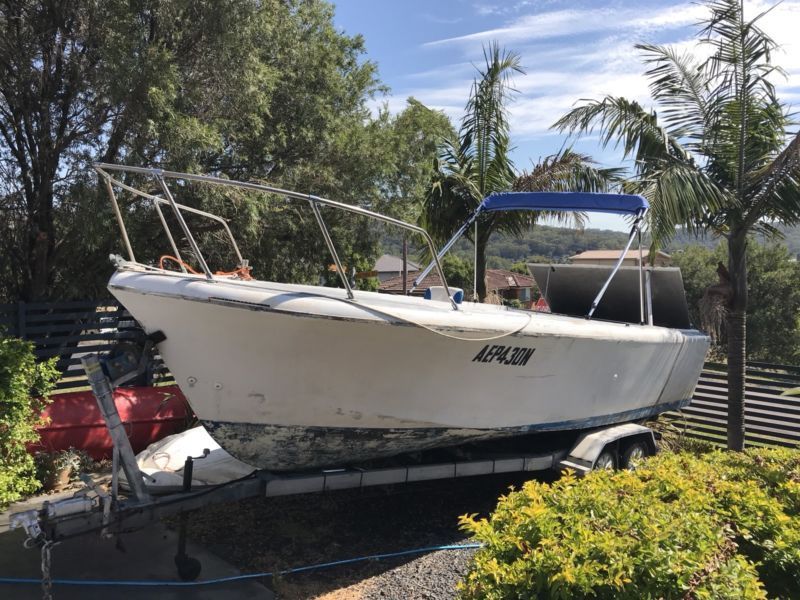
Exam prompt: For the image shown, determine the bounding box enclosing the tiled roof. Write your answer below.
[374,254,420,272]
[379,268,535,295]
[486,268,535,290]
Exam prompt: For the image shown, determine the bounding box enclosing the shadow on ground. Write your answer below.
[0,523,272,599]
[182,471,554,599]
[0,470,554,599]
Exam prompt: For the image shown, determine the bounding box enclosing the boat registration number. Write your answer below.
[472,344,535,366]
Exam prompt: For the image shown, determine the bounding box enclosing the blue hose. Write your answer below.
[0,542,483,587]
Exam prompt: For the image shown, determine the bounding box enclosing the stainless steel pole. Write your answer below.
[645,268,654,326]
[155,175,214,280]
[638,231,644,325]
[309,200,355,300]
[103,176,136,263]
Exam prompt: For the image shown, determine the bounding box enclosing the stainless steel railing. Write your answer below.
[94,163,458,309]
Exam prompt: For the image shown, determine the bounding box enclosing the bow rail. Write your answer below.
[94,163,458,310]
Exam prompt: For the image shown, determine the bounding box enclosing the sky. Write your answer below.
[333,0,800,230]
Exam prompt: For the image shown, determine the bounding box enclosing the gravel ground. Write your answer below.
[179,471,555,599]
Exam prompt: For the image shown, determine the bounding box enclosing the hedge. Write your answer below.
[0,335,58,508]
[459,448,800,599]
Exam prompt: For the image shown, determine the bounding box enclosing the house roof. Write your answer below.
[486,269,536,290]
[374,254,420,273]
[570,249,672,261]
[379,268,535,295]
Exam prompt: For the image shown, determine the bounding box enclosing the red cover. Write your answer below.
[31,385,193,460]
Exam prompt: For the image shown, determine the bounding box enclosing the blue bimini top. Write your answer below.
[479,191,649,215]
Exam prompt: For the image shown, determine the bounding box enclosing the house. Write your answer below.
[373,254,420,282]
[332,254,421,283]
[570,249,672,267]
[379,268,537,307]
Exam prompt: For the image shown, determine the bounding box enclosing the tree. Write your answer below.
[441,254,474,291]
[672,242,800,364]
[373,98,455,221]
[0,0,276,300]
[1,1,421,301]
[421,43,616,301]
[554,0,800,450]
[364,98,454,291]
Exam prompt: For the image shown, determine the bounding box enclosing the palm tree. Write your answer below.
[554,0,800,451]
[421,43,617,301]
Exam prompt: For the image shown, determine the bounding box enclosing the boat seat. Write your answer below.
[424,286,463,304]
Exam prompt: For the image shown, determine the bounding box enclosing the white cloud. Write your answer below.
[422,13,464,25]
[399,0,800,147]
[473,3,500,17]
[402,62,476,81]
[426,3,707,47]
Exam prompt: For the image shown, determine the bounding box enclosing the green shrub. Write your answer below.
[459,448,800,599]
[0,335,59,508]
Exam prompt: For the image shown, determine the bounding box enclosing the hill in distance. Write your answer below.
[379,223,800,269]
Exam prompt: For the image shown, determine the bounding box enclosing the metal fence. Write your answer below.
[665,361,800,448]
[0,300,174,393]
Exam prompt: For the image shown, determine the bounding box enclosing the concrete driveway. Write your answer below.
[0,513,273,599]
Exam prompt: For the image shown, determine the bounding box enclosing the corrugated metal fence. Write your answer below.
[0,300,174,393]
[665,361,800,448]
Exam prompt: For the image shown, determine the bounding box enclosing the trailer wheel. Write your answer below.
[593,449,616,471]
[175,554,202,581]
[621,441,649,471]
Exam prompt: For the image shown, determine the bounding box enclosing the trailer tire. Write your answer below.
[621,440,649,471]
[594,449,616,471]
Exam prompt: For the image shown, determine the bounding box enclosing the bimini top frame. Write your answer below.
[413,191,651,323]
[94,163,459,310]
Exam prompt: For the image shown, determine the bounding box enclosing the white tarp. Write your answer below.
[120,426,255,493]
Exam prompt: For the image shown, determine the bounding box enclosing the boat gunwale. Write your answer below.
[109,270,710,342]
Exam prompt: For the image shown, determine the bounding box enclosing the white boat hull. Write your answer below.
[109,269,708,470]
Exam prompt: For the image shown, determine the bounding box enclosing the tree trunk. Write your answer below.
[726,229,748,451]
[476,235,488,302]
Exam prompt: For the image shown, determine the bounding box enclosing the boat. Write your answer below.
[94,163,709,471]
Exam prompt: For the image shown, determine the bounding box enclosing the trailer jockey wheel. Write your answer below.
[175,553,202,581]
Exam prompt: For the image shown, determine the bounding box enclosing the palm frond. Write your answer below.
[630,157,730,245]
[460,41,523,196]
[513,148,622,193]
[636,43,710,145]
[745,131,800,227]
[552,96,692,170]
[511,149,623,231]
[701,0,787,200]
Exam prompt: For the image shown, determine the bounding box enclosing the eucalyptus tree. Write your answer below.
[421,43,615,301]
[554,0,800,450]
[0,0,394,301]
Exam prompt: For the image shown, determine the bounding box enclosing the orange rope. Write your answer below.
[158,255,253,280]
[214,265,254,280]
[159,255,201,274]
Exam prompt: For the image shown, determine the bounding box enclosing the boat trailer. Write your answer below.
[9,348,658,589]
